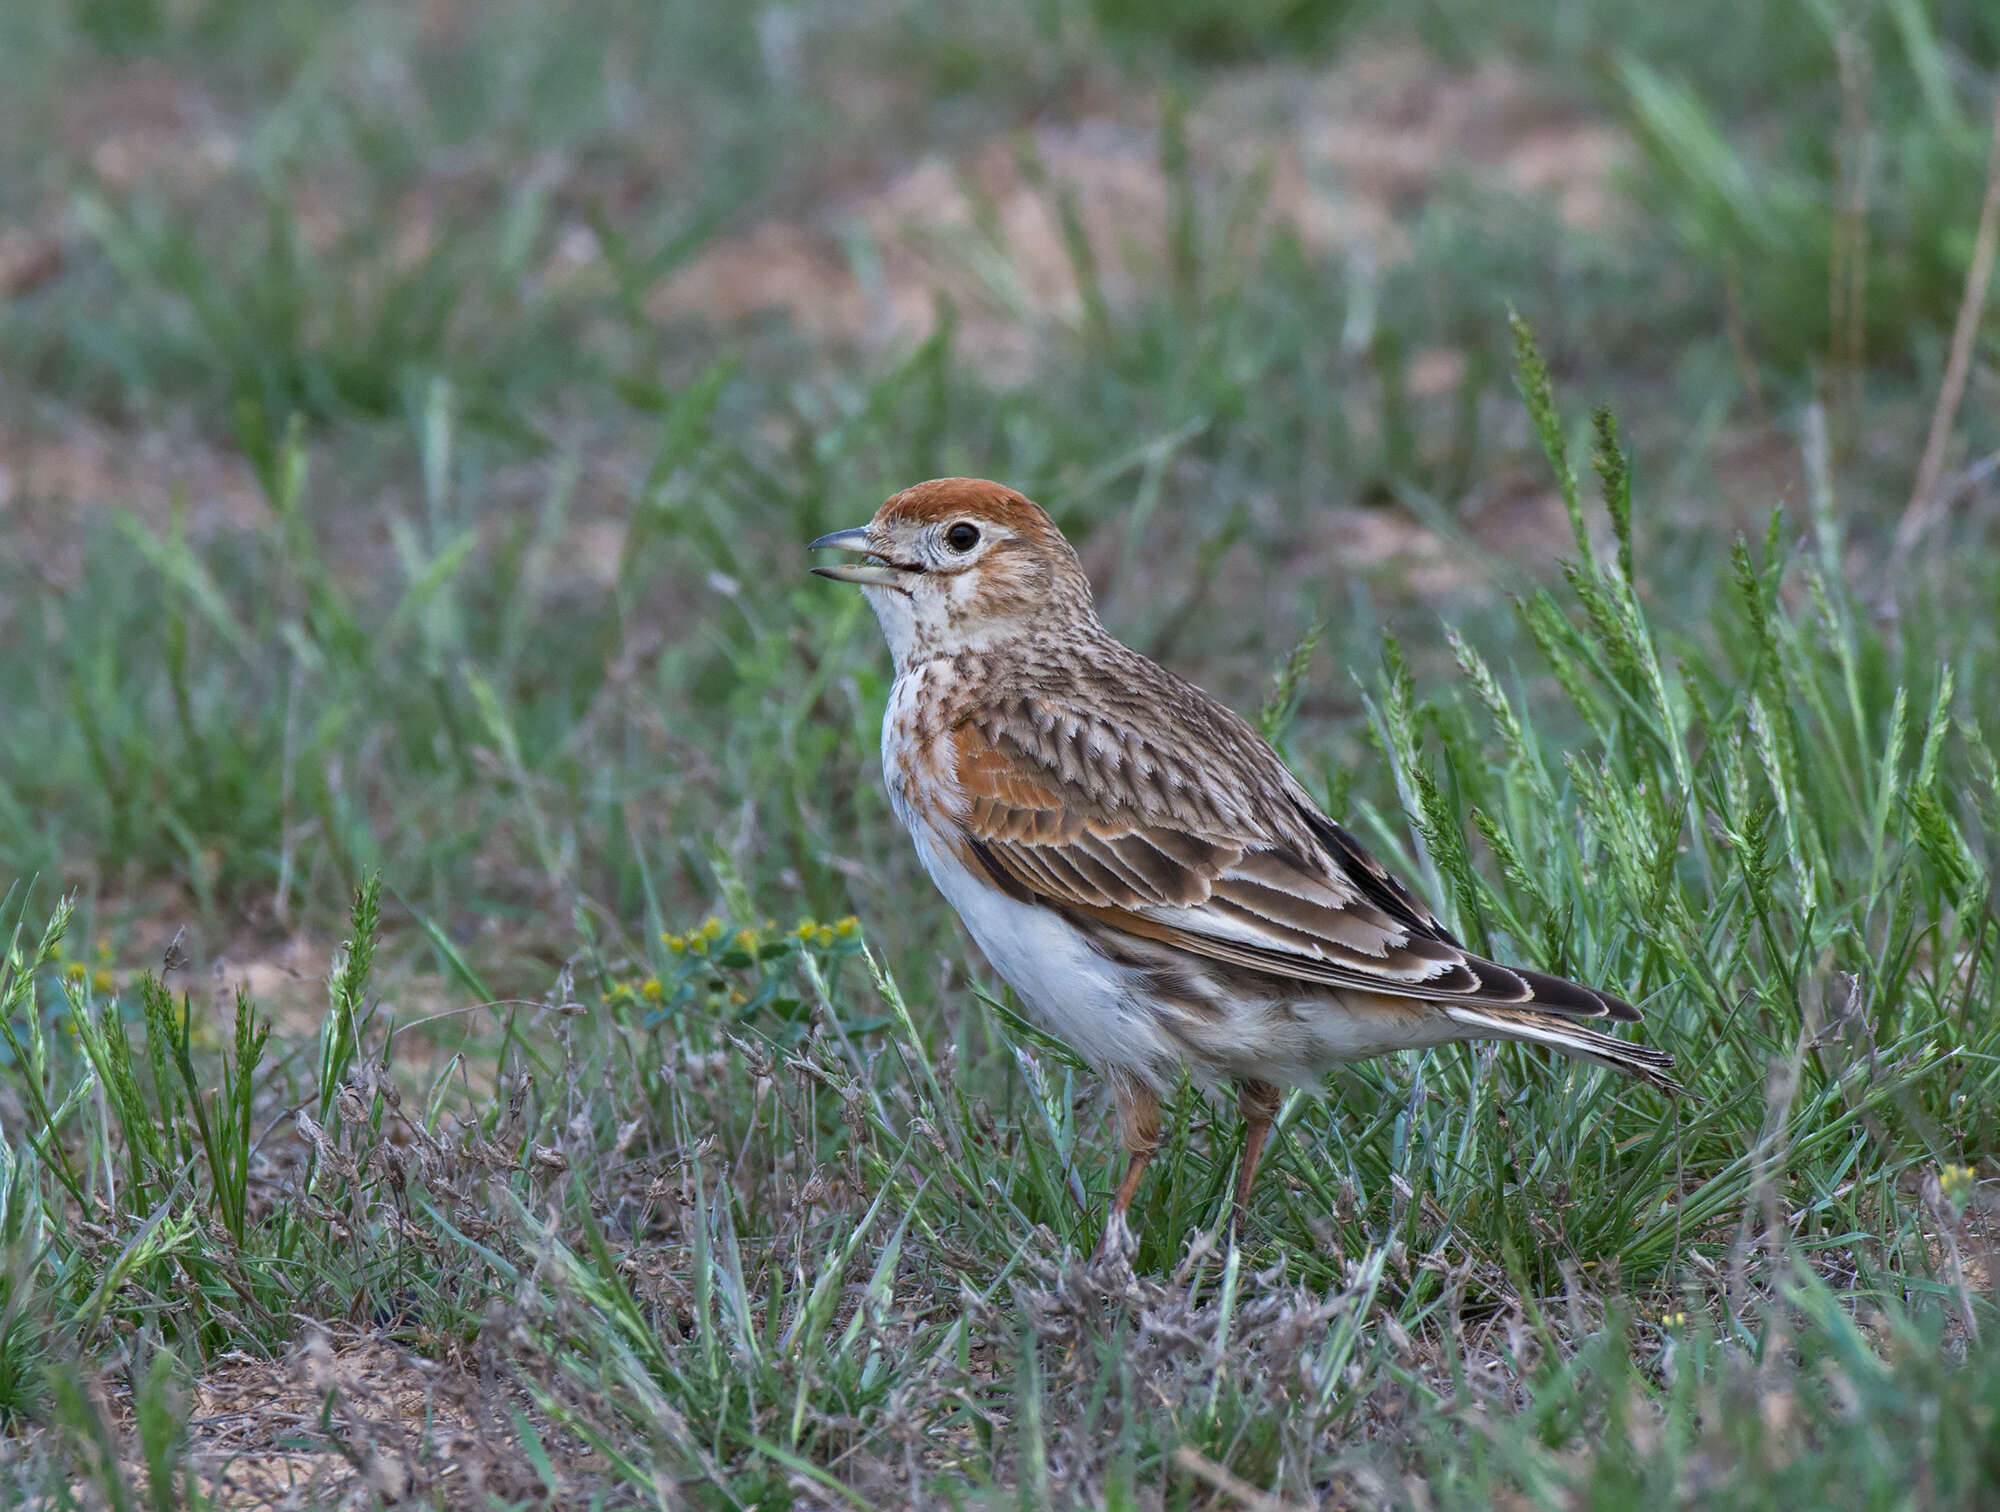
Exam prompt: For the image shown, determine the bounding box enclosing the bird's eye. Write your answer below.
[944,522,981,552]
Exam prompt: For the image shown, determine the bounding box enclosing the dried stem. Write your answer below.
[1893,95,2000,566]
[1829,27,1871,455]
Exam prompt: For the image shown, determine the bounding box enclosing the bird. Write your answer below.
[810,477,1681,1248]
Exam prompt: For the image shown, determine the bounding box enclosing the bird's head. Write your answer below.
[810,478,1095,667]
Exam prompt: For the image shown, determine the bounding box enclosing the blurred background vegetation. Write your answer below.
[1,0,1992,979]
[1,0,1998,1503]
[0,0,1992,976]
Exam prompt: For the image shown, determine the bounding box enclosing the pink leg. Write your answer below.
[1232,1079,1282,1234]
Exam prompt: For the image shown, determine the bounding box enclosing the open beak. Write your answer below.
[808,527,919,586]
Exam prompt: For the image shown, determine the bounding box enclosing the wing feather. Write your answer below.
[949,714,1641,1023]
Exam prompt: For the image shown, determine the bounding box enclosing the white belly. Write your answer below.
[898,816,1186,1086]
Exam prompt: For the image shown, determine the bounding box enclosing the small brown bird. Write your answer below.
[812,478,1679,1246]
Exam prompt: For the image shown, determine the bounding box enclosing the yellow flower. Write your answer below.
[834,916,860,938]
[1940,1163,1976,1207]
[662,933,687,954]
[1661,1311,1688,1329]
[92,968,115,994]
[641,977,664,1002]
[792,917,818,940]
[65,962,87,983]
[95,936,113,962]
[813,925,836,948]
[697,918,724,943]
[733,927,759,954]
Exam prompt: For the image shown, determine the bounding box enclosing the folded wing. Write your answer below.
[949,706,1639,1023]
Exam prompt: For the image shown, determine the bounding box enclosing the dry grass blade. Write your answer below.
[1893,94,2000,564]
[1173,1445,1310,1512]
[1828,26,1871,453]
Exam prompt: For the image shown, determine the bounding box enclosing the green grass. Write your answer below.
[6,335,1998,1499]
[1,0,1998,1504]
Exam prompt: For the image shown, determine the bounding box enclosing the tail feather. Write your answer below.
[1442,1004,1685,1096]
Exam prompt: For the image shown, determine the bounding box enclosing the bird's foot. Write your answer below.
[1093,1208,1139,1269]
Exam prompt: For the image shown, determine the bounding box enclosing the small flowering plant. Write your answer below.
[0,913,122,1067]
[603,913,869,1044]
[46,931,118,998]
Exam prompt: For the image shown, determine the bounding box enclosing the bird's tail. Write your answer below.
[1442,1004,1685,1096]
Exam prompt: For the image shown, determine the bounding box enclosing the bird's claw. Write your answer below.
[1094,1209,1139,1267]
